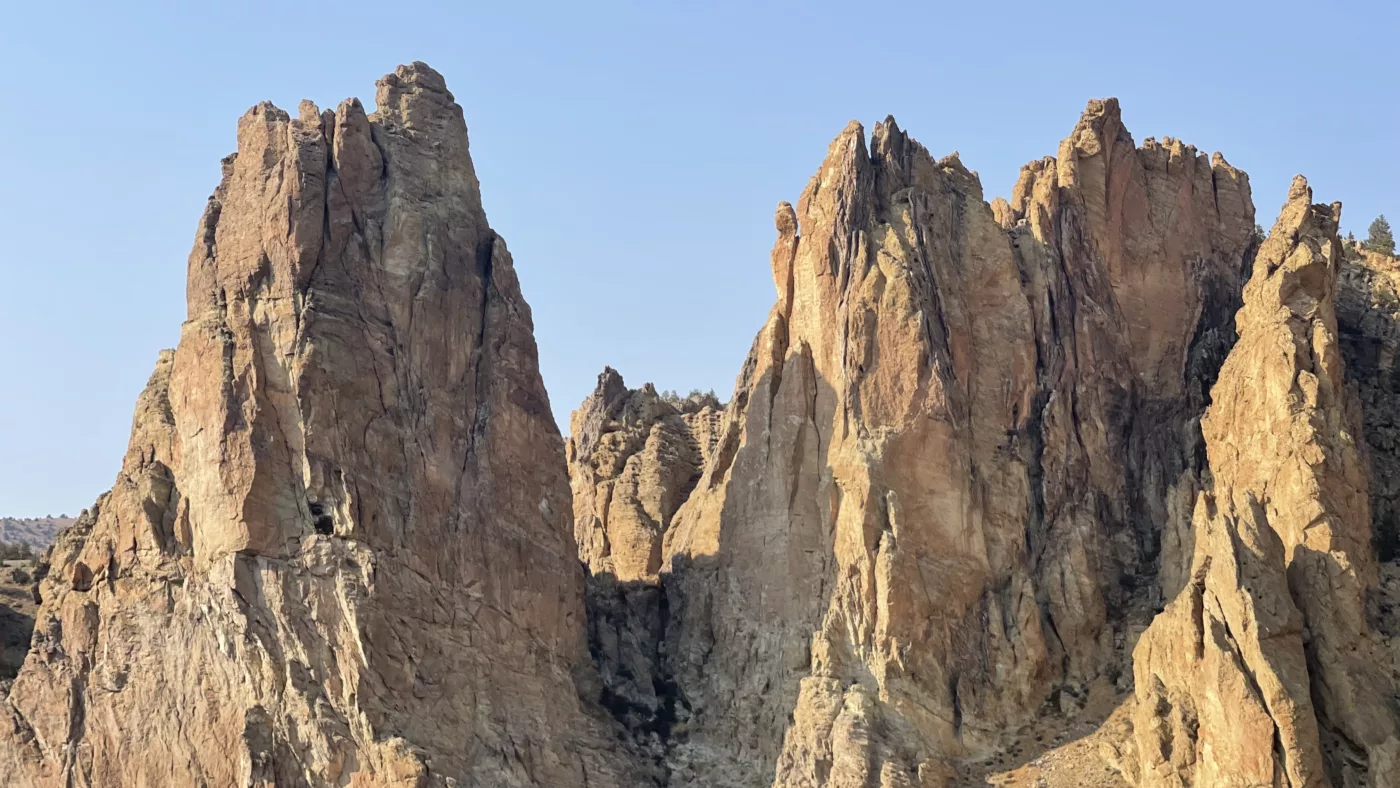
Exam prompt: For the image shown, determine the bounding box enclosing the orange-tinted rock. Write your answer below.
[0,63,640,788]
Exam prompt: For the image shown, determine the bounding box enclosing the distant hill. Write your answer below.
[0,516,73,551]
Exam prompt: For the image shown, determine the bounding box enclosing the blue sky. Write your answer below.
[1,0,1396,517]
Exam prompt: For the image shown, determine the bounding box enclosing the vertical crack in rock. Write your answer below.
[8,69,1400,788]
[567,370,724,779]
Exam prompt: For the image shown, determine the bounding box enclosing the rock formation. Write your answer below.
[568,369,723,583]
[571,100,1269,786]
[0,63,641,787]
[566,370,722,743]
[1133,179,1400,787]
[0,561,36,681]
[6,60,1399,788]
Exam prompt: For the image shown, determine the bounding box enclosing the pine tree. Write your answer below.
[1364,215,1396,256]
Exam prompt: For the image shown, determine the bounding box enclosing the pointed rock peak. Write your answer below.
[1,62,642,787]
[1063,96,1131,158]
[1252,176,1343,308]
[1287,173,1312,203]
[871,114,929,177]
[871,114,903,150]
[1271,174,1341,234]
[775,201,797,236]
[1079,96,1122,126]
[990,196,1015,228]
[1210,150,1251,183]
[375,61,460,123]
[939,149,974,176]
[382,60,449,92]
[796,119,874,228]
[244,100,290,123]
[824,119,869,164]
[297,99,320,125]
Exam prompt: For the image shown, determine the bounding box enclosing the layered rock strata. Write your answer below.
[0,63,640,788]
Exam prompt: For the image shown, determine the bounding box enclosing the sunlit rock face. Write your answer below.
[572,100,1275,787]
[1134,179,1400,788]
[0,63,644,788]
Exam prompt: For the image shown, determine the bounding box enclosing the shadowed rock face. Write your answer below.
[5,61,1399,788]
[1337,246,1400,562]
[566,370,723,750]
[0,63,641,788]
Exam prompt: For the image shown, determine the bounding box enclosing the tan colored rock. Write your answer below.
[567,368,722,582]
[0,63,640,787]
[14,72,1399,788]
[1134,492,1327,787]
[1133,177,1400,787]
[1001,99,1257,618]
[565,369,722,741]
[567,101,1257,786]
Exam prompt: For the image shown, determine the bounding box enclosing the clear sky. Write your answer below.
[1,1,1395,517]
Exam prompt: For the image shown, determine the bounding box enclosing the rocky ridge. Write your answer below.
[1132,177,1400,787]
[2,61,1398,788]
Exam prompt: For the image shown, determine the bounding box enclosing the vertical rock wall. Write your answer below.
[572,101,1264,787]
[1134,179,1400,788]
[0,63,640,788]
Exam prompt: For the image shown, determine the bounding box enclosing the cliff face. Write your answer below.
[6,62,1398,788]
[0,63,639,788]
[1337,246,1400,562]
[1132,178,1400,787]
[571,101,1271,786]
[568,369,723,584]
[565,370,723,742]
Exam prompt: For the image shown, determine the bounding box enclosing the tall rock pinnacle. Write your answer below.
[1133,178,1400,787]
[0,63,639,787]
[7,66,1400,788]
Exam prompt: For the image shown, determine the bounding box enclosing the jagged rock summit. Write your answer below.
[0,63,641,787]
[569,104,1400,787]
[7,63,1400,788]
